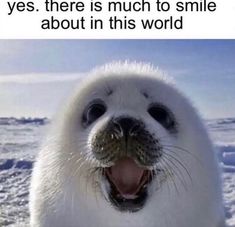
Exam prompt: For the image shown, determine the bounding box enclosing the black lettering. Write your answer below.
[109,16,136,29]
[176,1,184,12]
[41,16,85,29]
[207,2,216,11]
[141,19,154,29]
[176,0,217,12]
[45,0,84,12]
[7,1,35,15]
[141,16,183,29]
[108,0,150,12]
[90,16,103,29]
[7,2,16,15]
[41,19,50,29]
[91,1,102,11]
[156,0,170,11]
[26,2,35,12]
[128,19,136,29]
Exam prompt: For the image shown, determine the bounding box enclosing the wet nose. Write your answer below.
[114,117,140,136]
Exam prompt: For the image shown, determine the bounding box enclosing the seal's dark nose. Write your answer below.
[113,117,140,137]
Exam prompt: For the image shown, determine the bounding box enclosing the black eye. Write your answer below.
[148,104,176,131]
[82,101,106,127]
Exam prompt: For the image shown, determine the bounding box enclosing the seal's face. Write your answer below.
[90,117,162,212]
[73,75,185,213]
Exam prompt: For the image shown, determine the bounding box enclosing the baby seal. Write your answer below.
[30,62,225,227]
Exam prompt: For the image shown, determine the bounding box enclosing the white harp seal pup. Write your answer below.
[30,62,225,227]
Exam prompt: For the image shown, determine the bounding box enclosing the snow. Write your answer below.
[0,117,235,226]
[208,118,235,226]
[0,119,46,227]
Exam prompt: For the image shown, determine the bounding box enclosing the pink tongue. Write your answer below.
[107,157,145,199]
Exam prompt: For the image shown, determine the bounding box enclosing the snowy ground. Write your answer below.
[0,117,235,227]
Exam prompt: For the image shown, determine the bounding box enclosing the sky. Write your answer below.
[0,40,234,119]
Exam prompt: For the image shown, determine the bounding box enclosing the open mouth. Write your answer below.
[103,157,154,212]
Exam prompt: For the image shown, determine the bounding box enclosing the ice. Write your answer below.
[209,118,235,226]
[0,117,49,126]
[0,118,47,227]
[223,152,235,167]
[0,159,33,171]
[0,117,235,226]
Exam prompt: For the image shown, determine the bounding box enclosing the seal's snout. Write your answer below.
[113,117,141,139]
[92,116,162,167]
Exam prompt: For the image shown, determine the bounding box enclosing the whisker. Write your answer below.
[160,143,203,166]
[162,153,188,191]
[155,160,170,196]
[162,150,193,186]
[160,156,180,195]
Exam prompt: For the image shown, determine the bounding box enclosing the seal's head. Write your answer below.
[62,63,179,212]
[56,62,224,225]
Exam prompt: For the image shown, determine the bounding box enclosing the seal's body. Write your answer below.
[30,62,225,227]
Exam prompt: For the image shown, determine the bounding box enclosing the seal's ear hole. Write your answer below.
[148,104,175,130]
[82,101,106,127]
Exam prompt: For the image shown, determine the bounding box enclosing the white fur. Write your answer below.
[30,62,226,227]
